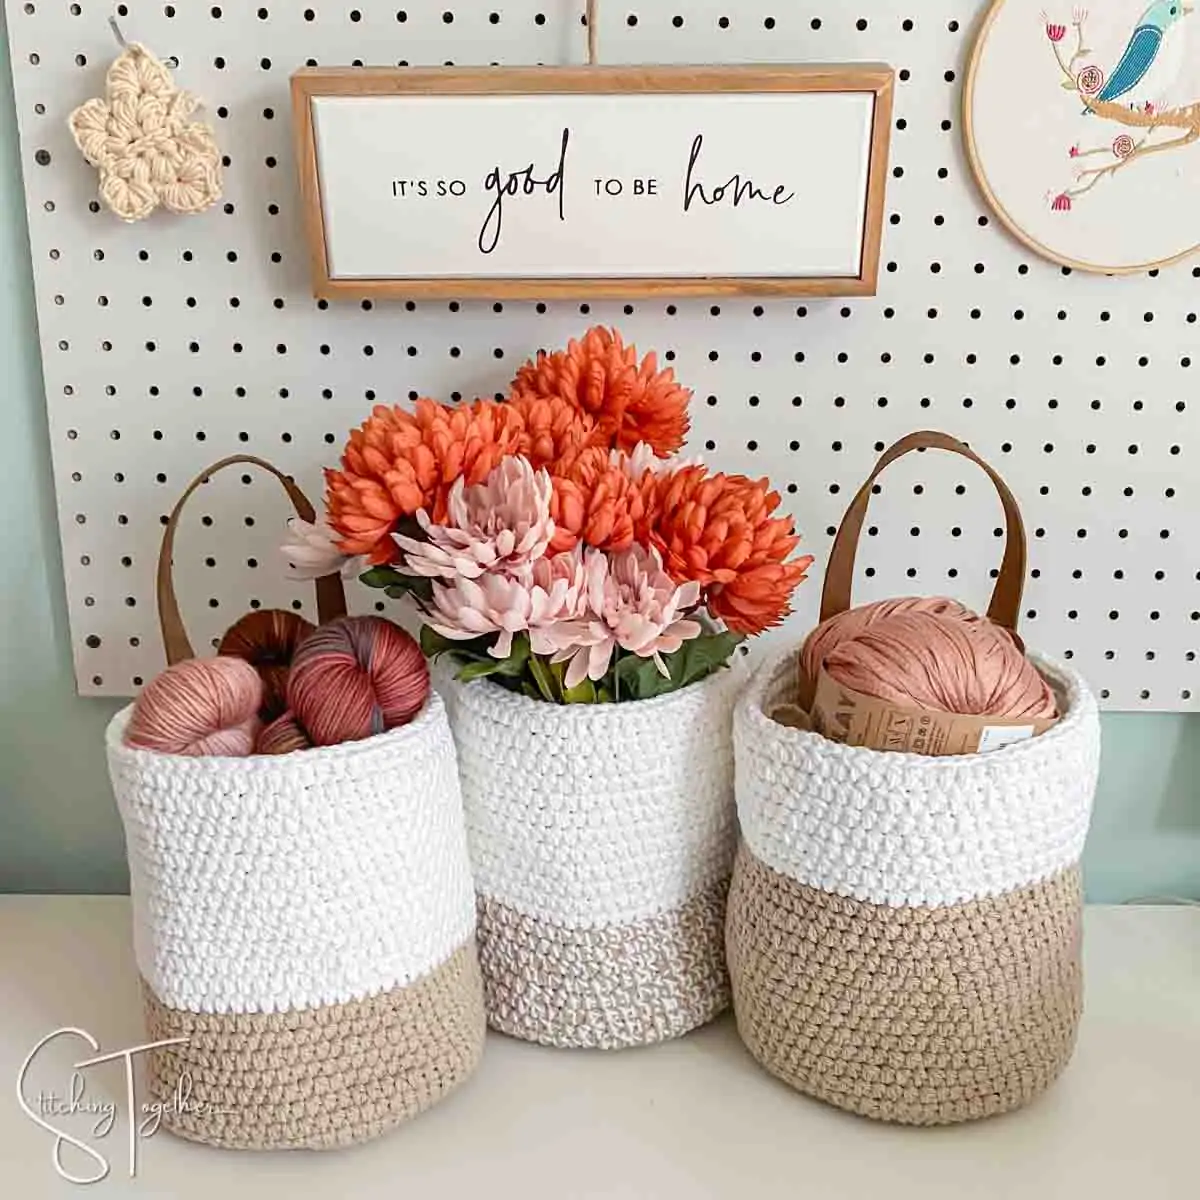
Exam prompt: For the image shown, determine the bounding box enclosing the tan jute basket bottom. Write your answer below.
[140,940,486,1150]
[726,844,1083,1125]
[477,877,731,1049]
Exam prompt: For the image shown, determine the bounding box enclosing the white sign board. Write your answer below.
[292,66,893,299]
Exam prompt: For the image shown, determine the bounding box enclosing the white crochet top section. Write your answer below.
[106,691,476,1014]
[735,653,1099,908]
[445,667,741,929]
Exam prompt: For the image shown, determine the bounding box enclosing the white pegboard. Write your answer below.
[4,0,1198,710]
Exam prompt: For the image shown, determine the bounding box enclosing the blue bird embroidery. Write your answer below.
[1086,0,1192,111]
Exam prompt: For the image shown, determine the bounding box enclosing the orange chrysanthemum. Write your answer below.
[510,326,691,458]
[326,397,524,564]
[642,467,814,635]
[549,446,652,555]
[509,389,600,472]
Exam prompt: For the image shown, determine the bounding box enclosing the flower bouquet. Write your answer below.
[290,326,813,1049]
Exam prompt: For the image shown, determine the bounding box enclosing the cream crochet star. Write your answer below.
[69,44,222,222]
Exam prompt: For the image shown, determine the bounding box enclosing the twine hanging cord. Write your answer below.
[586,0,599,66]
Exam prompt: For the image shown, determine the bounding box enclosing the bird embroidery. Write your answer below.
[1086,0,1193,111]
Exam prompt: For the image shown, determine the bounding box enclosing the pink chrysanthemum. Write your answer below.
[394,455,554,580]
[532,545,703,689]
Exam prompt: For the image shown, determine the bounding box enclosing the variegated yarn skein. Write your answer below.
[218,609,314,723]
[256,711,312,756]
[288,616,431,747]
[802,597,1057,719]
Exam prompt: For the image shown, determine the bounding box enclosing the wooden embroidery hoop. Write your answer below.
[962,0,1200,275]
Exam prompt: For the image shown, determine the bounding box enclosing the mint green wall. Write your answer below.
[0,20,1195,898]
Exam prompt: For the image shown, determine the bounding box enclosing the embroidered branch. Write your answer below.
[1045,9,1200,208]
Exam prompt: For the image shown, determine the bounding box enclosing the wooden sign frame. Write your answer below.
[291,64,894,300]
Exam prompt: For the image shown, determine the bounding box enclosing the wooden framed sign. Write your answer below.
[291,65,894,299]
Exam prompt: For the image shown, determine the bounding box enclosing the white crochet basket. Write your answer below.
[726,433,1101,1125]
[104,457,485,1151]
[444,667,741,1049]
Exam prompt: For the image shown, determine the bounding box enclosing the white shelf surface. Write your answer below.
[0,896,1196,1199]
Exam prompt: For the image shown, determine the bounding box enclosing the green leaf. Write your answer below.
[528,653,561,704]
[673,631,744,689]
[361,565,405,590]
[562,676,597,704]
[493,634,531,676]
[384,580,433,603]
[420,625,459,659]
[454,634,532,682]
[419,625,495,664]
[613,652,673,700]
[361,563,434,603]
[456,659,509,683]
[608,632,745,701]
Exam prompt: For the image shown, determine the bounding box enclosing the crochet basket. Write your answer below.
[105,457,485,1150]
[726,433,1101,1125]
[444,668,741,1049]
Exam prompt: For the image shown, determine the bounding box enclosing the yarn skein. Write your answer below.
[256,710,313,756]
[802,597,1057,720]
[288,616,430,747]
[125,656,263,757]
[218,609,315,724]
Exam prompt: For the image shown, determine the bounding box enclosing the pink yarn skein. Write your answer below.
[125,656,263,757]
[802,597,1057,720]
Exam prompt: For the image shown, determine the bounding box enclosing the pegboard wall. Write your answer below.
[5,0,1199,710]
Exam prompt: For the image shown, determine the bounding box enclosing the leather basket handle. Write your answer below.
[156,455,348,665]
[819,431,1027,636]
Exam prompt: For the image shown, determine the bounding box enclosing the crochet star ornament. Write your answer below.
[69,44,222,222]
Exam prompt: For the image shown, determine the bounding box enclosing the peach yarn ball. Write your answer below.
[802,597,1057,720]
[287,616,430,747]
[125,656,263,757]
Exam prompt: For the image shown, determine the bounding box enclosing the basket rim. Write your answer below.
[107,684,449,771]
[737,648,1096,771]
[446,654,747,726]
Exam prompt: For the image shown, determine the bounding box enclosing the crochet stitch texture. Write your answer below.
[106,692,485,1148]
[69,44,222,222]
[446,667,741,1049]
[726,652,1100,1125]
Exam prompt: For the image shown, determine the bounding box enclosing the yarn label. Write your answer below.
[810,669,1057,757]
[977,724,1039,753]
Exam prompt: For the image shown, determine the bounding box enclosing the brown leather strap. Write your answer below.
[157,456,348,665]
[819,431,1026,635]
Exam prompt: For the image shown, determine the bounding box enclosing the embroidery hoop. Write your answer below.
[963,0,1200,275]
